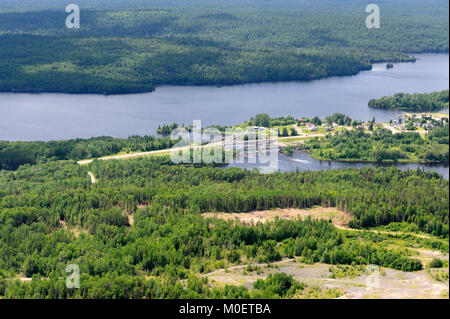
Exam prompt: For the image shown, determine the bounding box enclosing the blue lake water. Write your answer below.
[0,53,448,177]
[0,53,448,142]
[226,151,449,179]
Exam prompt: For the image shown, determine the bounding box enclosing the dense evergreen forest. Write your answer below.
[302,125,450,163]
[0,136,177,170]
[0,0,448,94]
[368,90,449,111]
[0,156,447,298]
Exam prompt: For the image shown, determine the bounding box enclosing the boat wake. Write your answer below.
[291,158,309,164]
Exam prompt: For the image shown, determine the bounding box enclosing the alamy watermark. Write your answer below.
[66,263,80,289]
[64,3,379,35]
[66,4,80,29]
[169,120,279,172]
[365,264,381,292]
[366,4,380,29]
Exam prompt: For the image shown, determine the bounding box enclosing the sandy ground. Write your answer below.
[87,171,97,184]
[201,208,448,299]
[203,258,449,299]
[128,213,134,226]
[202,207,351,227]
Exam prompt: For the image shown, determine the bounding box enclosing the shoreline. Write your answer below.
[302,152,449,166]
[4,53,444,96]
[4,52,449,96]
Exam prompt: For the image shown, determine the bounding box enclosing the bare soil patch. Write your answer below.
[202,207,351,228]
[128,213,134,227]
[203,259,449,299]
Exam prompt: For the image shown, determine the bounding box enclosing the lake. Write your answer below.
[226,151,449,180]
[0,53,448,142]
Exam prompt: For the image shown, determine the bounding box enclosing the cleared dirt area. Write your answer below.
[87,171,97,184]
[203,258,449,299]
[128,213,134,227]
[202,207,351,227]
[202,208,449,299]
[413,248,449,266]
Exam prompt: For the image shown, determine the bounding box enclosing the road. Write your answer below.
[77,123,416,166]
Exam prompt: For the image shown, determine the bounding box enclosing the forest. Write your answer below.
[302,125,450,164]
[0,135,177,170]
[0,0,448,94]
[0,155,447,298]
[368,90,449,111]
